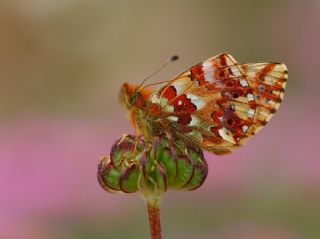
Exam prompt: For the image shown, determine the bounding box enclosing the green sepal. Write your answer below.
[119,165,139,193]
[171,156,194,189]
[138,153,167,198]
[98,161,121,192]
[157,148,177,186]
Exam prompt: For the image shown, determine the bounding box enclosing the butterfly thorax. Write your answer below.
[119,83,162,141]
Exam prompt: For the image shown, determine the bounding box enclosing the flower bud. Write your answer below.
[98,135,146,193]
[98,135,208,197]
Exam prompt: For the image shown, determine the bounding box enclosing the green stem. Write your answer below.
[146,198,162,239]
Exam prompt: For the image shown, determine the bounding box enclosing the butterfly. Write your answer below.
[119,53,287,155]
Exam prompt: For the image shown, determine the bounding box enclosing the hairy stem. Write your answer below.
[146,198,162,239]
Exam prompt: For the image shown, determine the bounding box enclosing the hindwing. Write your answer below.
[146,53,287,155]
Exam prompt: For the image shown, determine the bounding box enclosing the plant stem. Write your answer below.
[146,199,162,239]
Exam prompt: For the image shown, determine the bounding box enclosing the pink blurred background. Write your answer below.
[0,1,319,238]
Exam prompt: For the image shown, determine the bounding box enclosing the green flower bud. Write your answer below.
[98,134,146,193]
[98,135,208,198]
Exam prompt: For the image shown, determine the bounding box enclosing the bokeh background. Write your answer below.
[0,0,319,238]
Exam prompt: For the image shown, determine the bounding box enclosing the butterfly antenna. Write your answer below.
[137,55,179,90]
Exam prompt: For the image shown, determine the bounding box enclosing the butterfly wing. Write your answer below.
[147,53,287,155]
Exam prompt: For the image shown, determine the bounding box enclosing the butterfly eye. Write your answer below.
[129,92,141,106]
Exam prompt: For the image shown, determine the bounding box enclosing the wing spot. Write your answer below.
[161,86,177,100]
[247,108,255,117]
[219,71,226,78]
[151,94,160,103]
[232,92,239,98]
[247,93,254,101]
[177,115,192,125]
[229,104,235,111]
[202,61,214,82]
[242,125,249,132]
[258,85,265,92]
[240,79,248,87]
[163,104,174,113]
[226,118,234,126]
[230,66,241,76]
[178,100,182,106]
[172,81,186,95]
[218,127,236,144]
[189,114,200,126]
[226,81,233,87]
[186,93,206,110]
[167,116,178,122]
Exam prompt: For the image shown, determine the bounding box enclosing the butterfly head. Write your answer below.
[119,55,179,110]
[119,83,151,110]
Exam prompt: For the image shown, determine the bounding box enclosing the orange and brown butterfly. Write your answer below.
[119,53,287,155]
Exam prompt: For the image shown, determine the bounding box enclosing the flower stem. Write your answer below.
[145,198,162,239]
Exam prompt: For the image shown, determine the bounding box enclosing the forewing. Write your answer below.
[147,53,287,155]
